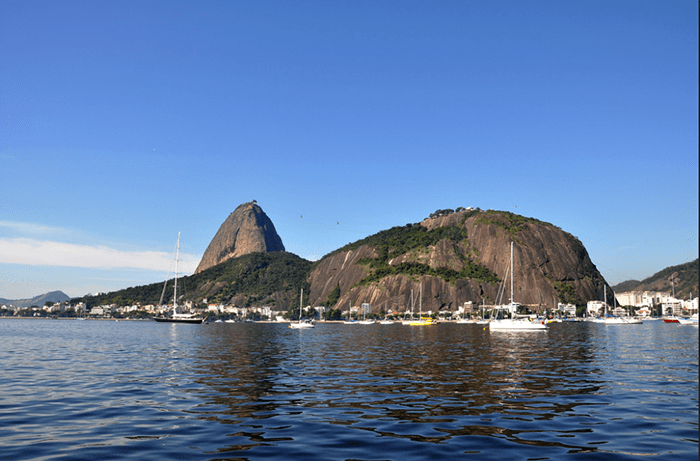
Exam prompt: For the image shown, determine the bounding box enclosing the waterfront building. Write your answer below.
[557,303,576,317]
[587,300,604,316]
[616,291,697,317]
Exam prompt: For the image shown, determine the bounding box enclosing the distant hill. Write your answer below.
[612,259,699,299]
[0,291,70,308]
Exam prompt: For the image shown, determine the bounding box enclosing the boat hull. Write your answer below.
[154,317,204,324]
[407,320,434,326]
[489,319,547,331]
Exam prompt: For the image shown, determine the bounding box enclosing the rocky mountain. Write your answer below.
[81,207,614,314]
[0,291,70,308]
[195,201,285,274]
[307,209,609,313]
[612,259,698,299]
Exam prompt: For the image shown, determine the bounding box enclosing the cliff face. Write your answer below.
[195,201,285,274]
[308,209,610,313]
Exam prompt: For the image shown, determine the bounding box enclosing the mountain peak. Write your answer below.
[195,201,285,274]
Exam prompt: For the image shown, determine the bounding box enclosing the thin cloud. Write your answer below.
[0,238,198,273]
[0,221,68,236]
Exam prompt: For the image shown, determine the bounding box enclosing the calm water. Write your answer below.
[1,319,697,461]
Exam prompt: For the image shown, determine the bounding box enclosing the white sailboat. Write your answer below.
[489,242,547,331]
[343,301,357,324]
[358,303,375,324]
[475,299,489,324]
[154,233,204,324]
[289,288,314,329]
[401,290,414,325]
[591,285,642,324]
[379,303,394,324]
[678,313,699,326]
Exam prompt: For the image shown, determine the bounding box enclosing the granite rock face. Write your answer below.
[307,209,610,313]
[195,201,285,274]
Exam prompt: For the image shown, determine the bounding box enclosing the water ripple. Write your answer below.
[0,319,697,460]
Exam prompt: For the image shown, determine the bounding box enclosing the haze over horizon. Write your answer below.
[1,0,697,300]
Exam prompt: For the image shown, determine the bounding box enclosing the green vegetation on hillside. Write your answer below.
[202,252,311,305]
[76,281,166,308]
[324,283,341,307]
[477,211,554,240]
[337,223,500,285]
[339,223,468,257]
[77,252,311,308]
[553,281,583,306]
[428,207,481,220]
[612,259,698,299]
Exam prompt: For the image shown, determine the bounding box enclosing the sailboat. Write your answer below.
[378,303,394,324]
[289,288,315,329]
[408,283,434,326]
[593,285,642,324]
[475,299,489,324]
[489,242,547,331]
[401,290,415,325]
[455,310,471,324]
[357,302,376,324]
[154,233,204,324]
[343,301,357,324]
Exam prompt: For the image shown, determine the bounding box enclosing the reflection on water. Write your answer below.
[188,322,696,460]
[0,320,697,460]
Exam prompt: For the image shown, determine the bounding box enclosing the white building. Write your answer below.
[459,301,474,314]
[587,300,605,316]
[557,303,577,317]
[616,291,670,308]
[681,297,699,314]
[361,303,371,315]
[661,300,683,316]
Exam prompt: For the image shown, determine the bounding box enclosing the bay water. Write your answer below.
[1,319,697,460]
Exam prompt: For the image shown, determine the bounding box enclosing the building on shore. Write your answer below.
[615,291,698,317]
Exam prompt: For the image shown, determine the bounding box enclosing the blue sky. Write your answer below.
[1,0,697,300]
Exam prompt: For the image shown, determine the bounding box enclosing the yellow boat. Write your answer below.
[406,284,434,326]
[408,317,434,326]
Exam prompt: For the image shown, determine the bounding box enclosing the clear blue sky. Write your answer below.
[1,0,697,300]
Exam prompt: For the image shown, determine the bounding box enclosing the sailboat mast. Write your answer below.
[603,284,607,317]
[510,241,514,305]
[174,232,180,311]
[299,288,303,321]
[419,282,423,318]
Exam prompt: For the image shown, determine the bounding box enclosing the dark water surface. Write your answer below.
[1,319,697,460]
